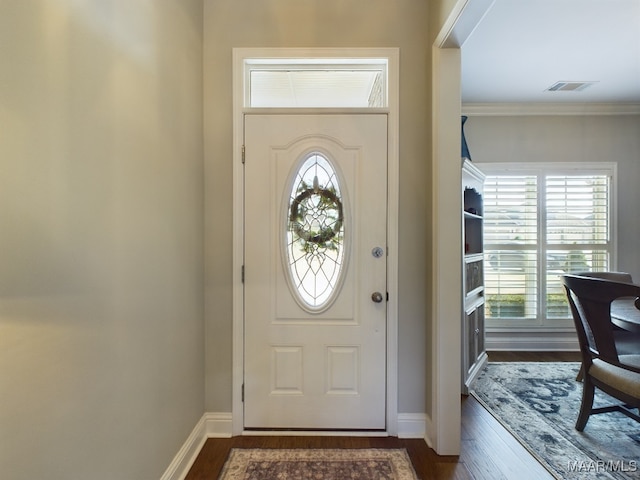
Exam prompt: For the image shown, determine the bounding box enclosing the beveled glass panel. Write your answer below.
[285,153,345,310]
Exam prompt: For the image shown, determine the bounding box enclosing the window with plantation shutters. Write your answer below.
[479,163,616,328]
[483,175,539,320]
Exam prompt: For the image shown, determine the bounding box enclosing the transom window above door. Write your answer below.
[243,58,389,108]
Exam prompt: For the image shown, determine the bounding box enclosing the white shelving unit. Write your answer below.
[462,159,488,393]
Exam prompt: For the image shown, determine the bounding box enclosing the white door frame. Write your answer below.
[431,0,495,454]
[231,47,399,435]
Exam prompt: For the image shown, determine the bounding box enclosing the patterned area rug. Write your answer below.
[471,362,640,480]
[218,448,418,480]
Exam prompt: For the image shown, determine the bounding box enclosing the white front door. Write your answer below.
[243,114,388,430]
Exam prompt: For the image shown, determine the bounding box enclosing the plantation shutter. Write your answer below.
[482,167,612,325]
[545,175,610,317]
[484,175,538,319]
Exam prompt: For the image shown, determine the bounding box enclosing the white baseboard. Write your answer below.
[205,412,233,438]
[160,416,207,480]
[397,413,429,439]
[160,413,232,480]
[162,411,430,479]
[486,329,579,351]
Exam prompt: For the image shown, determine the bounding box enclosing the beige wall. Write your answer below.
[0,1,205,479]
[0,0,468,475]
[5,1,628,473]
[466,114,640,279]
[203,0,433,415]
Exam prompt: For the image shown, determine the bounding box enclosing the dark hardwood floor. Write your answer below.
[185,351,581,480]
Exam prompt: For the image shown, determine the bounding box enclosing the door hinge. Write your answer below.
[386,292,389,302]
[242,145,245,164]
[241,265,245,283]
[241,383,245,402]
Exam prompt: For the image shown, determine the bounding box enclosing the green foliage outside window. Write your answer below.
[486,293,569,318]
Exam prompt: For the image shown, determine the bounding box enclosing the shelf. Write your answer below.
[462,159,486,393]
[465,287,484,304]
[464,292,484,310]
[464,217,483,254]
[463,187,483,217]
[463,211,483,220]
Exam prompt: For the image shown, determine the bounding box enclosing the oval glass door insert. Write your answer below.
[284,153,347,311]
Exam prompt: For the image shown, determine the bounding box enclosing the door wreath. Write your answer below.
[289,185,344,251]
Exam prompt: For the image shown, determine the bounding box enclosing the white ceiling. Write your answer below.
[461,0,640,105]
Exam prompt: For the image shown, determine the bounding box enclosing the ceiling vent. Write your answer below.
[546,81,597,92]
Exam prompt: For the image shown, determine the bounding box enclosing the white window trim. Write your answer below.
[243,57,389,109]
[477,161,618,331]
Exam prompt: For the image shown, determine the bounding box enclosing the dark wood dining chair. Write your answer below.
[574,272,640,362]
[561,274,640,431]
[574,271,633,283]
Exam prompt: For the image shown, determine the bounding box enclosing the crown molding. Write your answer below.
[462,102,640,116]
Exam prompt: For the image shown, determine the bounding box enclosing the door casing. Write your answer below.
[231,47,399,435]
